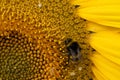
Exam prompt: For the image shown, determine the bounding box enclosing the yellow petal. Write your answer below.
[91,52,120,80]
[71,0,88,7]
[92,66,109,80]
[72,0,120,28]
[78,5,120,28]
[87,21,120,32]
[90,31,120,65]
[72,0,120,8]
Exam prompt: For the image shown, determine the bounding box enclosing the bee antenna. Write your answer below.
[64,38,72,45]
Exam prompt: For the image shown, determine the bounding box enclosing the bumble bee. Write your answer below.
[64,38,81,64]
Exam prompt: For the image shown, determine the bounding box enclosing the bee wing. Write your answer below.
[69,48,78,61]
[76,47,81,60]
[69,47,81,61]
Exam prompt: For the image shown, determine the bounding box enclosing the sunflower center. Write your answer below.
[0,0,93,80]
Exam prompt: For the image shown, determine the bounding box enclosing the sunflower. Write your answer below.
[0,0,92,80]
[72,0,120,80]
[1,0,120,80]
